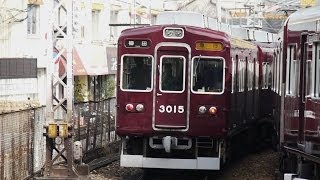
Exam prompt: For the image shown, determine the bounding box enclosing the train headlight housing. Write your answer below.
[208,106,218,115]
[163,28,184,39]
[125,103,134,112]
[136,104,144,112]
[198,106,207,114]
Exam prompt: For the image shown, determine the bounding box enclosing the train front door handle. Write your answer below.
[157,93,162,96]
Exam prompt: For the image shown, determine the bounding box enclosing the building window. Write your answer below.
[110,10,119,42]
[92,10,100,40]
[27,4,40,35]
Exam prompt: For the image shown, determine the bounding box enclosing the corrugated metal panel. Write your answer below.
[0,58,37,79]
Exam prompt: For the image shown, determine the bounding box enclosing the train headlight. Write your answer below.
[198,106,207,114]
[208,106,218,115]
[125,104,134,112]
[136,104,144,112]
[163,28,184,39]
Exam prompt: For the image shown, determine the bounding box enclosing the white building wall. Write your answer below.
[0,0,51,106]
[1,0,50,68]
[0,78,38,100]
[1,0,163,107]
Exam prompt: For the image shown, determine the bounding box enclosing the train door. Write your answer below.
[153,43,190,130]
[244,57,248,121]
[298,33,308,145]
[301,34,319,147]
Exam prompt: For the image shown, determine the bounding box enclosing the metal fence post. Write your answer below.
[108,99,111,142]
[0,116,4,179]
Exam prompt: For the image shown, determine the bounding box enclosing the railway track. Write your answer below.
[90,148,278,180]
[133,169,218,180]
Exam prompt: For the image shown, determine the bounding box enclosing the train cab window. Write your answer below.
[192,57,224,94]
[160,56,185,92]
[121,55,153,91]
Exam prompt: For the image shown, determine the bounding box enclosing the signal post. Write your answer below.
[35,0,89,179]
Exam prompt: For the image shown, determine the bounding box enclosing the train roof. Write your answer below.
[287,6,320,28]
[230,38,257,50]
[120,24,229,41]
[156,11,205,28]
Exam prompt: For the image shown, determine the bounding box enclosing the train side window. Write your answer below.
[279,48,283,95]
[267,63,272,88]
[238,60,243,92]
[313,43,320,98]
[192,56,224,94]
[255,61,259,89]
[241,60,245,92]
[306,60,312,97]
[121,55,153,91]
[286,44,297,96]
[231,57,237,93]
[272,55,275,91]
[247,60,253,91]
[275,54,278,92]
[160,56,185,92]
[262,62,270,89]
[262,63,265,89]
[276,51,280,94]
[238,60,241,92]
[262,62,266,89]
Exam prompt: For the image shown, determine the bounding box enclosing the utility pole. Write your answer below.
[216,0,222,23]
[149,0,152,25]
[35,0,89,179]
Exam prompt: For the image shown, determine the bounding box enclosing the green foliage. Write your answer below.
[102,76,116,99]
[74,80,85,102]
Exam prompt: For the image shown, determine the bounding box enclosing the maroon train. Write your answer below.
[275,6,320,179]
[115,23,277,170]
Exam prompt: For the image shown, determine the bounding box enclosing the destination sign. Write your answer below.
[125,39,151,48]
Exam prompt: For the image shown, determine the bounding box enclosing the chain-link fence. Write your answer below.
[0,107,45,180]
[0,97,117,179]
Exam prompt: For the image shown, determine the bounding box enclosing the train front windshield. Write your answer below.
[121,56,153,91]
[192,57,224,93]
